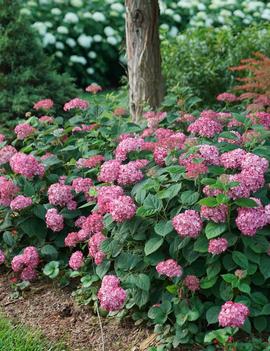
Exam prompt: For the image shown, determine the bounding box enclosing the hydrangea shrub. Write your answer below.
[1,90,270,348]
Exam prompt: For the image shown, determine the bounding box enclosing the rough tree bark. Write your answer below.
[125,0,164,122]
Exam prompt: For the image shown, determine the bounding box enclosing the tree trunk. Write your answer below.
[125,0,164,123]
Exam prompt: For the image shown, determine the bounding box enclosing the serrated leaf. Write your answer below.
[154,220,173,237]
[144,236,164,256]
[205,222,227,239]
[235,198,258,208]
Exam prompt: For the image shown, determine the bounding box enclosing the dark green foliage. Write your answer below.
[162,24,270,109]
[0,0,77,123]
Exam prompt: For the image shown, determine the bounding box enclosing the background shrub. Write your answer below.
[0,0,78,125]
[162,24,270,109]
[22,0,270,87]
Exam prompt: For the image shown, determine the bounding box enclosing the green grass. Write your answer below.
[0,316,68,351]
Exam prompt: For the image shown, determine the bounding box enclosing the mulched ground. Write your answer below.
[0,274,154,351]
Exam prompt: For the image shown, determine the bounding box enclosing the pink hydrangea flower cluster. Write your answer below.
[115,137,144,162]
[14,123,36,140]
[11,246,39,281]
[0,176,19,206]
[64,232,79,247]
[117,162,144,185]
[153,146,168,166]
[0,134,5,142]
[199,145,220,165]
[113,107,128,116]
[216,93,238,103]
[156,259,182,278]
[97,185,124,214]
[88,232,106,265]
[85,83,102,94]
[10,152,45,179]
[143,111,167,129]
[203,185,222,197]
[33,98,54,110]
[98,275,127,311]
[219,148,245,169]
[208,238,228,255]
[178,113,196,123]
[63,98,89,111]
[72,177,93,201]
[201,204,228,223]
[172,210,202,238]
[45,208,64,232]
[187,117,223,138]
[79,213,104,240]
[218,301,249,327]
[76,155,105,169]
[69,251,84,270]
[10,195,32,211]
[48,183,76,210]
[75,216,87,228]
[109,195,136,223]
[220,150,268,198]
[0,249,5,264]
[236,198,267,236]
[200,110,218,119]
[39,115,54,123]
[0,145,17,165]
[183,275,200,292]
[72,124,96,133]
[98,159,145,186]
[98,160,121,183]
[185,161,208,179]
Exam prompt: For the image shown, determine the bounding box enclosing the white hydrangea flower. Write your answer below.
[93,34,103,42]
[169,26,178,37]
[70,0,83,7]
[234,10,245,18]
[43,33,56,46]
[45,21,53,28]
[20,8,31,15]
[111,3,124,12]
[57,26,69,34]
[83,12,92,19]
[104,26,115,36]
[197,3,206,11]
[262,9,270,20]
[70,55,87,65]
[66,38,76,47]
[39,0,50,4]
[220,9,232,17]
[64,12,79,23]
[107,36,118,45]
[78,34,93,48]
[87,67,95,75]
[244,1,264,12]
[55,41,65,50]
[160,23,169,31]
[55,51,63,58]
[164,8,174,16]
[51,8,61,15]
[173,14,182,22]
[32,22,47,36]
[92,12,106,22]
[88,51,97,59]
